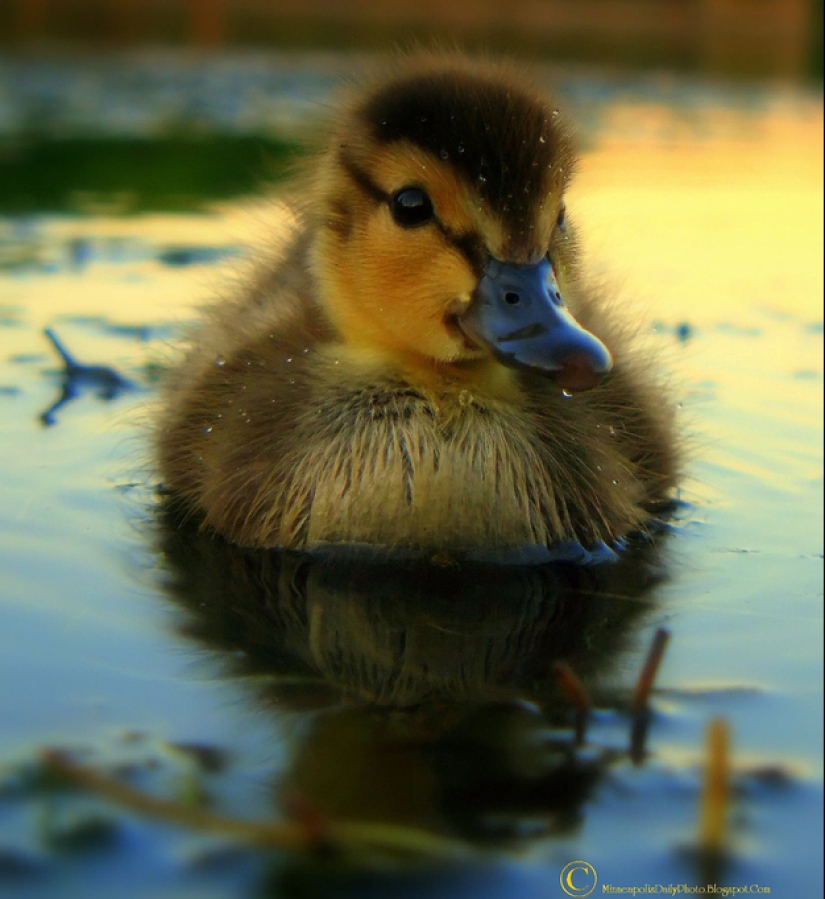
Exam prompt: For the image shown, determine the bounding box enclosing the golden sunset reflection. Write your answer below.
[570,96,823,326]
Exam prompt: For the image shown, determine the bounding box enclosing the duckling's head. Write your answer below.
[309,56,611,391]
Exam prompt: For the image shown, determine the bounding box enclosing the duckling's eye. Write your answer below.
[556,206,567,231]
[556,204,567,232]
[390,188,435,229]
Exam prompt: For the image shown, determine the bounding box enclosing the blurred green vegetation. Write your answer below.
[0,135,301,213]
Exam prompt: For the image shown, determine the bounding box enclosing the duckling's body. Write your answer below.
[158,55,678,556]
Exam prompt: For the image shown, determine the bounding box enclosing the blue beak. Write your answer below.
[459,258,612,391]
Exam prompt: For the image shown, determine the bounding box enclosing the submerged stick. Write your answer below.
[41,750,475,862]
[699,717,730,855]
[553,662,592,746]
[42,750,306,849]
[632,627,671,712]
[629,627,671,763]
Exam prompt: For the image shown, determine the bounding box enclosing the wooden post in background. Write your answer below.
[698,0,810,79]
[13,0,49,40]
[189,0,226,47]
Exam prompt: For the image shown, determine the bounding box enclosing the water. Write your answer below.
[0,54,822,898]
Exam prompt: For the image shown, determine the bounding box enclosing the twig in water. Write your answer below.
[629,627,671,763]
[699,717,730,856]
[553,662,592,746]
[632,627,671,713]
[40,750,476,863]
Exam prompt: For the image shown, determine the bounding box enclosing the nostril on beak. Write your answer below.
[504,291,520,305]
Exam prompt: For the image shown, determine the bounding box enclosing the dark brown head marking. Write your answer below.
[360,64,574,256]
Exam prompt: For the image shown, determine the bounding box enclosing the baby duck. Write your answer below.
[158,54,678,559]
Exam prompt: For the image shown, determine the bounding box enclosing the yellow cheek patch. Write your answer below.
[312,201,478,365]
[358,215,478,354]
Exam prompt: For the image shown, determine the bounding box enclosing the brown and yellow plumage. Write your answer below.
[158,54,679,557]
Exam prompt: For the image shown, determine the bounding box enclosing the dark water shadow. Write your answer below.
[157,507,672,895]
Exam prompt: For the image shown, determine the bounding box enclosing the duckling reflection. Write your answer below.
[159,511,668,844]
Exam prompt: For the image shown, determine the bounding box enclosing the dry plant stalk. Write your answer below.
[553,662,592,711]
[553,661,592,745]
[41,750,475,862]
[632,627,671,712]
[699,717,730,855]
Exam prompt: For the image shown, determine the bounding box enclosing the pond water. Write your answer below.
[0,53,822,898]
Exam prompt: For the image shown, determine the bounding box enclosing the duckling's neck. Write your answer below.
[326,341,522,401]
[392,349,522,399]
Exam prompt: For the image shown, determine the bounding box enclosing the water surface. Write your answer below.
[0,55,822,898]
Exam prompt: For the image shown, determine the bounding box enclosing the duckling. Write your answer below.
[157,54,679,558]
